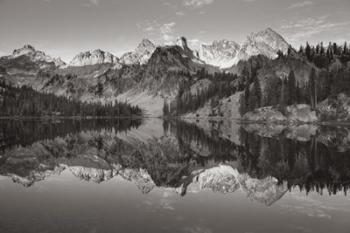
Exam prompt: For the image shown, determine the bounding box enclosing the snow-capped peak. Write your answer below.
[199,39,240,69]
[198,28,289,68]
[234,27,289,64]
[11,44,66,67]
[69,49,119,67]
[120,39,156,65]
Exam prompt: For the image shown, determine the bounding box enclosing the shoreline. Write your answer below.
[1,115,350,126]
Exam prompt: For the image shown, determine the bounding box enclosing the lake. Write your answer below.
[0,118,350,233]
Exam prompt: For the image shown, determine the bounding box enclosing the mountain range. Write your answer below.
[2,28,288,70]
[0,27,349,120]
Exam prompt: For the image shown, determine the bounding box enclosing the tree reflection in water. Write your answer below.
[0,118,349,198]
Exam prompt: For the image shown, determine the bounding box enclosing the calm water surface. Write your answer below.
[0,118,350,233]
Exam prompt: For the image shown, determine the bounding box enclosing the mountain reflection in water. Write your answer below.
[1,118,349,200]
[1,118,350,233]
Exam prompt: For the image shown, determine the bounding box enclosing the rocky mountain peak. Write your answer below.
[172,36,203,63]
[231,28,289,65]
[137,38,155,50]
[248,27,287,46]
[11,44,66,68]
[199,28,289,68]
[12,44,36,56]
[69,49,119,67]
[120,39,156,65]
[175,37,189,50]
[200,39,240,68]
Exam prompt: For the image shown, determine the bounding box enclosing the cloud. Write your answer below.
[144,26,155,32]
[160,22,177,44]
[288,1,313,10]
[280,15,350,45]
[160,22,176,34]
[138,20,177,45]
[183,0,214,8]
[137,20,159,35]
[176,11,185,16]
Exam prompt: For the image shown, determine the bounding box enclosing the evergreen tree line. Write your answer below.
[239,69,302,115]
[239,128,350,195]
[166,120,350,195]
[0,82,142,117]
[164,41,350,116]
[240,42,350,115]
[296,41,350,68]
[164,69,241,116]
[0,118,142,151]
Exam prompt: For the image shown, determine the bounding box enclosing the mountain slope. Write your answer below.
[0,45,64,88]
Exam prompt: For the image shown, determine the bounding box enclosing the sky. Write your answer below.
[0,0,349,62]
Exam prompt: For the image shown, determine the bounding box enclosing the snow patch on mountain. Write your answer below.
[69,166,115,183]
[187,165,240,193]
[187,165,288,205]
[198,28,289,68]
[199,40,240,69]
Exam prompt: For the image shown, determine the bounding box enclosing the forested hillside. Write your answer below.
[0,81,142,117]
[239,42,350,116]
[164,41,350,120]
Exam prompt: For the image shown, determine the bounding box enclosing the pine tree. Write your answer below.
[253,77,262,109]
[305,42,311,61]
[287,70,297,105]
[239,94,246,116]
[279,78,288,113]
[309,68,317,110]
[333,43,339,55]
[327,43,333,61]
[244,81,250,112]
[162,100,169,116]
[320,42,325,55]
[242,66,250,83]
[298,45,304,54]
[343,42,348,55]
